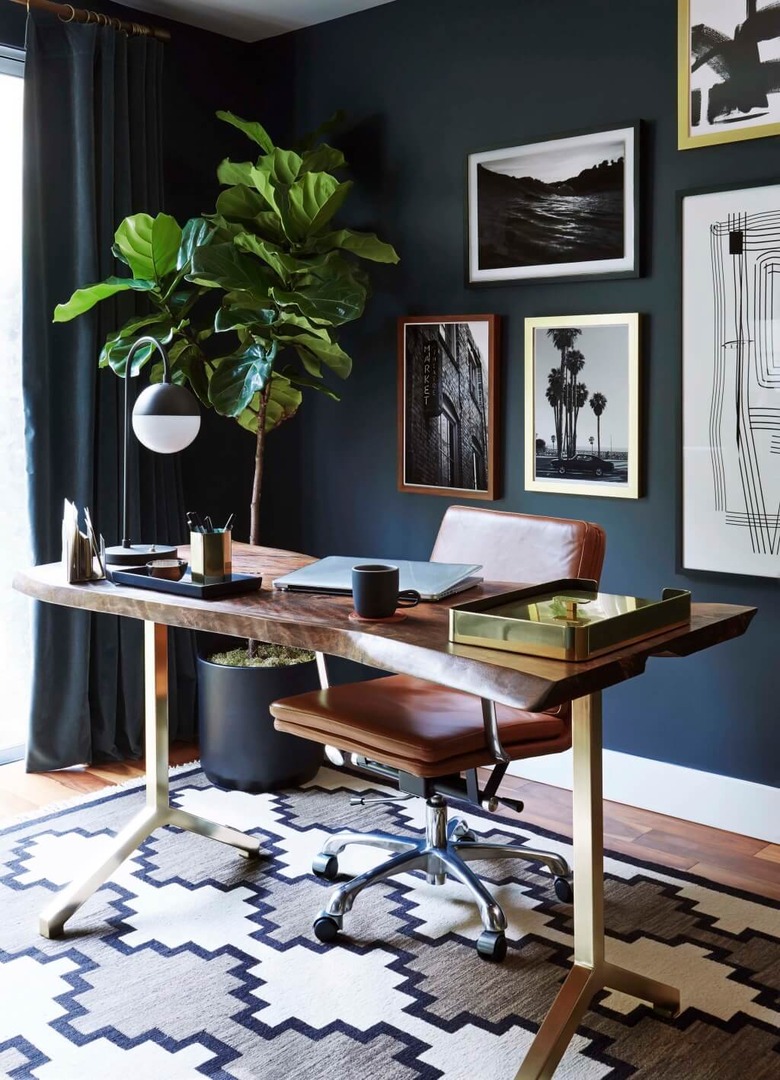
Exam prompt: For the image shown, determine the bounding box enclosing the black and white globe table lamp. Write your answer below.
[104,335,200,566]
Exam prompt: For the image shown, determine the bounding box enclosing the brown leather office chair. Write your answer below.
[271,507,606,961]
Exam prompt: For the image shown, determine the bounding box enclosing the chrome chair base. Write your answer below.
[312,793,572,962]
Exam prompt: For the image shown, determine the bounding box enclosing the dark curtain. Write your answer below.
[22,10,197,771]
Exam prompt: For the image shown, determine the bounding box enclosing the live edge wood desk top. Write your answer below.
[14,542,756,713]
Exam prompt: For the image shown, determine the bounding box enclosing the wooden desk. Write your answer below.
[14,544,755,1080]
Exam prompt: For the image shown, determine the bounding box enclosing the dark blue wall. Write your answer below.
[260,0,779,788]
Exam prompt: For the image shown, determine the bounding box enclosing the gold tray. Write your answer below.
[448,578,692,661]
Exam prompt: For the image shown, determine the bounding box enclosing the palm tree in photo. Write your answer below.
[590,392,608,457]
[546,328,581,454]
[564,348,585,457]
[545,368,563,455]
[572,381,589,454]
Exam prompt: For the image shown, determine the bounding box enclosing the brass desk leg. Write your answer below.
[516,691,680,1079]
[39,621,262,939]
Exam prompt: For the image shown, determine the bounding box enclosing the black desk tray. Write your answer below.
[109,565,262,600]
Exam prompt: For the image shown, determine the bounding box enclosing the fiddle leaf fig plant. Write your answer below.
[54,111,399,544]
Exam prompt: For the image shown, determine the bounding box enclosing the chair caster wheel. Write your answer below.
[554,876,573,904]
[312,853,339,880]
[313,913,342,943]
[476,930,507,962]
[455,828,477,843]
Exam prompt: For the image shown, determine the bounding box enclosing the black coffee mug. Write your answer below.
[352,564,421,619]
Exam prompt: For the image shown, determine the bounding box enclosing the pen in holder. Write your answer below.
[190,529,232,584]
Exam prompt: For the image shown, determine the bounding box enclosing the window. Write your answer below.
[471,437,486,490]
[436,396,459,487]
[0,48,29,760]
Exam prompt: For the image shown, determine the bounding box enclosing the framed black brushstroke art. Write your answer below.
[467,123,639,285]
[678,1,780,149]
[681,180,780,578]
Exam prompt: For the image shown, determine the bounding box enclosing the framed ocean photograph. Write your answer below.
[681,181,780,578]
[524,313,640,499]
[397,314,500,499]
[467,123,639,284]
[679,1,780,149]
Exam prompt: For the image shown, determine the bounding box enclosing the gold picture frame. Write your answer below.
[524,313,640,499]
[678,0,780,149]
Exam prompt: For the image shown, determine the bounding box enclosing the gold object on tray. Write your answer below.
[448,578,692,661]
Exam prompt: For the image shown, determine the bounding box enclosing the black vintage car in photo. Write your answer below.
[551,454,615,477]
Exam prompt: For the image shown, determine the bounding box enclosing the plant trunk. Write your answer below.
[249,384,271,546]
[248,384,271,660]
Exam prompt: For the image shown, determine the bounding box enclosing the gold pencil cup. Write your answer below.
[190,530,232,584]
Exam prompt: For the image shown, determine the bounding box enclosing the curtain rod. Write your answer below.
[10,0,171,41]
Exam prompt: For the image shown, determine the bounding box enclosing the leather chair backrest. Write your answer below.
[430,506,606,586]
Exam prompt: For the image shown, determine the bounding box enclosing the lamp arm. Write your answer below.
[120,336,172,549]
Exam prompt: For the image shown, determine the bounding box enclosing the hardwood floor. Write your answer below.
[0,746,777,901]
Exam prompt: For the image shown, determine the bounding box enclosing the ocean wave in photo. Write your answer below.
[477,163,625,270]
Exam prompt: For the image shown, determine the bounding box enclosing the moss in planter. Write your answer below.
[208,644,315,668]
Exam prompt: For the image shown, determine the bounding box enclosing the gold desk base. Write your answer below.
[516,691,680,1078]
[38,621,262,939]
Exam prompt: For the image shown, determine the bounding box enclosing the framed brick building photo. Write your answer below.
[398,314,499,498]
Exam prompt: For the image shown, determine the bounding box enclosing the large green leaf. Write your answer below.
[292,334,352,378]
[98,311,173,368]
[100,325,174,376]
[214,304,276,333]
[287,174,352,236]
[265,148,303,186]
[217,159,255,188]
[168,340,211,406]
[234,233,298,280]
[300,144,346,174]
[208,341,277,417]
[275,312,331,339]
[188,242,274,298]
[54,277,156,322]
[317,228,400,263]
[234,372,303,435]
[264,373,302,432]
[217,110,274,154]
[216,185,267,222]
[177,218,214,270]
[271,260,366,326]
[114,213,182,282]
[248,163,283,218]
[166,284,204,319]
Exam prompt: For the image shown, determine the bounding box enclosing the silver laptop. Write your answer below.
[273,556,483,601]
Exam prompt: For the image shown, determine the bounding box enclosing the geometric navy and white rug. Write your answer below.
[1,764,778,1078]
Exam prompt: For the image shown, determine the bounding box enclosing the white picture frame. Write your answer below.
[682,181,780,577]
[467,124,639,284]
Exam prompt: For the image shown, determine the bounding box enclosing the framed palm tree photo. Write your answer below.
[524,313,640,499]
[467,123,639,284]
[678,1,780,150]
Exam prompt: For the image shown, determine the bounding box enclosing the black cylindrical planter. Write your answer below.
[197,637,323,793]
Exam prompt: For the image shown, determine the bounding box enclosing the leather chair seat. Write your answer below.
[272,674,571,777]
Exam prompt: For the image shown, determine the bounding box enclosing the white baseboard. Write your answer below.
[508,751,780,845]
